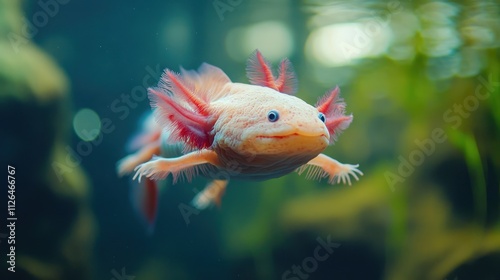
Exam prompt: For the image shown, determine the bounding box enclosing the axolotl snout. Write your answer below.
[117,50,362,224]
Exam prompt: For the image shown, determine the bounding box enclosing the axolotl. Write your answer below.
[117,50,362,226]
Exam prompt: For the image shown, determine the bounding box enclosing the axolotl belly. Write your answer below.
[117,50,362,225]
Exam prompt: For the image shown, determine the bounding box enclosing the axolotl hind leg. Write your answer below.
[116,141,161,177]
[297,154,363,186]
[191,179,228,210]
[133,149,221,183]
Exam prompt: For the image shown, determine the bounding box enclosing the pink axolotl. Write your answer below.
[117,50,362,226]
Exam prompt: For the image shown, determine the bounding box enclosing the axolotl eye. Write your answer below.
[318,112,326,123]
[267,110,280,122]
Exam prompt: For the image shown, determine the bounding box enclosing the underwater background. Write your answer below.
[1,0,500,279]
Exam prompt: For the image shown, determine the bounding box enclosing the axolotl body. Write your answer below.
[117,50,362,225]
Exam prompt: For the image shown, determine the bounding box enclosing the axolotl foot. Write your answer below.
[116,142,161,177]
[117,155,141,177]
[297,154,363,186]
[133,158,171,182]
[333,163,363,186]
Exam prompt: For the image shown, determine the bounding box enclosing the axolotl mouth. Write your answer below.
[256,133,328,139]
[250,132,329,156]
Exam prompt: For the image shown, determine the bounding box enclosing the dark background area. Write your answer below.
[1,0,499,279]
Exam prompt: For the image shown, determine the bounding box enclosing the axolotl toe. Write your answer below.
[117,50,362,226]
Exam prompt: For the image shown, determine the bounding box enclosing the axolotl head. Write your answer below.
[212,83,352,159]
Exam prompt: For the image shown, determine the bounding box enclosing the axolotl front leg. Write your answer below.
[298,154,363,186]
[133,149,229,209]
[133,149,221,183]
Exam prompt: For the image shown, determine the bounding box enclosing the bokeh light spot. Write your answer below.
[73,108,101,142]
[306,22,391,67]
[226,21,293,62]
